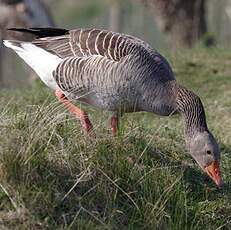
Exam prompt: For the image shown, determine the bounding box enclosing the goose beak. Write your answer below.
[205,160,223,187]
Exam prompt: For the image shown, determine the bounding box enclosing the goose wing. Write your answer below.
[32,28,154,61]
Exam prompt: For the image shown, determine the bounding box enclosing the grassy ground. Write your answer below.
[0,48,231,229]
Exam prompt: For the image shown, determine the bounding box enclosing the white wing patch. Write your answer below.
[3,40,63,90]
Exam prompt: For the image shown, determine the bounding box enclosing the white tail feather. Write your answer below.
[3,40,62,90]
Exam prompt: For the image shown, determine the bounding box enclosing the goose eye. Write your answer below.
[207,150,212,155]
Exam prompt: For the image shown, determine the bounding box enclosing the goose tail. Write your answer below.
[3,39,62,90]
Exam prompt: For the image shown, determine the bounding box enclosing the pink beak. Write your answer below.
[205,160,223,187]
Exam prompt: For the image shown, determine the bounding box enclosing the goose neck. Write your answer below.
[176,84,208,137]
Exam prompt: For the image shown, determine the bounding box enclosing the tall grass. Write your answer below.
[0,49,231,229]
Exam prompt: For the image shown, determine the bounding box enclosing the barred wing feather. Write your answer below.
[33,28,154,61]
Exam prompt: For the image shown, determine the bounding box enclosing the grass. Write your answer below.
[0,48,231,229]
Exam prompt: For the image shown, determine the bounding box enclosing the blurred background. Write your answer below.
[0,0,231,88]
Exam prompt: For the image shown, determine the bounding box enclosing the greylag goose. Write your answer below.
[3,27,223,187]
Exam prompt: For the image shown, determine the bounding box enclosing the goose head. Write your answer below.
[186,131,223,187]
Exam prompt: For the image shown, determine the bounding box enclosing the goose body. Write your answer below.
[4,27,223,187]
[4,28,175,115]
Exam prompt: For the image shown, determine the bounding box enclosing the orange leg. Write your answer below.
[111,116,119,137]
[55,89,94,136]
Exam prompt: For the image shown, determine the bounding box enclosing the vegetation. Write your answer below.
[0,49,231,229]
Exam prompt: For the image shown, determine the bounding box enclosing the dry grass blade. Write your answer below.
[98,168,140,212]
[61,167,92,202]
[0,184,17,210]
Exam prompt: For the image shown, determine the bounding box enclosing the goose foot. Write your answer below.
[55,89,95,137]
[111,116,118,137]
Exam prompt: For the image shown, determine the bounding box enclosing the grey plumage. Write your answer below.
[4,27,223,187]
[35,28,174,114]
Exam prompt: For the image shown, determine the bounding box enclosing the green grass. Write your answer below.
[0,48,231,229]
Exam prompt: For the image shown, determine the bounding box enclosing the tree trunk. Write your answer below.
[109,0,125,33]
[0,3,29,87]
[0,30,2,85]
[142,0,207,49]
[0,0,55,87]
